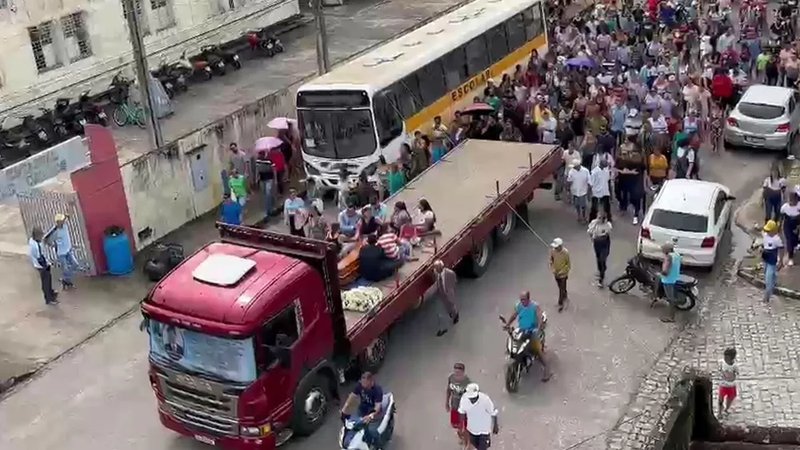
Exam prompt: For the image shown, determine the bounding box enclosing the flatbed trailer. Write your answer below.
[141,139,561,450]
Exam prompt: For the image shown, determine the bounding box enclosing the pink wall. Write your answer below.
[70,125,134,274]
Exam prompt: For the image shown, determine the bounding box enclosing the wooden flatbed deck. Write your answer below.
[343,140,558,331]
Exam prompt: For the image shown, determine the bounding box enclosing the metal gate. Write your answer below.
[17,188,96,276]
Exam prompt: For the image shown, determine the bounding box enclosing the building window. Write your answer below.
[150,0,176,31]
[0,0,8,8]
[122,0,150,36]
[28,22,60,72]
[61,12,92,62]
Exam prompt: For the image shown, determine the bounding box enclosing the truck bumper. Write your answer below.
[158,409,277,450]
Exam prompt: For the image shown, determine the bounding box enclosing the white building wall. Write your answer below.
[0,0,300,117]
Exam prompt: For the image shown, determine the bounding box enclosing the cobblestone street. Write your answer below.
[608,257,800,448]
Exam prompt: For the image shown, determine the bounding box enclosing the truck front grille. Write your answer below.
[156,369,240,437]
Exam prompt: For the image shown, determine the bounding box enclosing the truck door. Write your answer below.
[258,301,302,421]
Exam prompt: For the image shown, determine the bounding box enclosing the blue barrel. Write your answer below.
[103,227,134,275]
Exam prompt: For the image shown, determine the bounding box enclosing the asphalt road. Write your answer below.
[0,143,776,450]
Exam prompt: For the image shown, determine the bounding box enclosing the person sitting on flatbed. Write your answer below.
[415,199,437,233]
[357,206,381,239]
[359,234,401,282]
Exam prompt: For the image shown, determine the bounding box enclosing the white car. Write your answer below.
[637,179,735,267]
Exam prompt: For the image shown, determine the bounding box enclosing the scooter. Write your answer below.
[246,30,284,57]
[22,111,52,147]
[608,255,699,310]
[0,117,33,168]
[200,44,242,70]
[339,394,396,450]
[499,314,547,393]
[51,99,77,139]
[190,50,226,76]
[176,51,213,81]
[76,90,109,128]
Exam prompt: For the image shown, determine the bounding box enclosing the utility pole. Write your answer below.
[122,0,164,149]
[311,0,330,74]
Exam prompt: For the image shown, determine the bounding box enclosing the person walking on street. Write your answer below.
[220,193,242,226]
[567,159,590,223]
[658,242,683,323]
[446,362,471,447]
[589,158,612,222]
[549,238,570,312]
[457,383,499,450]
[229,168,249,208]
[761,220,784,303]
[49,213,83,289]
[29,227,58,305]
[587,211,612,287]
[433,259,459,336]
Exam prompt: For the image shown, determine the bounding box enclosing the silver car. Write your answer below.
[723,84,799,152]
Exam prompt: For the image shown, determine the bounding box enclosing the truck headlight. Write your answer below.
[240,424,271,436]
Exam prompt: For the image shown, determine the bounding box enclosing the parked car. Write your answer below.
[637,179,735,268]
[723,84,800,153]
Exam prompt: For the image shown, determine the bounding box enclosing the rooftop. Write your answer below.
[740,84,795,106]
[654,179,725,216]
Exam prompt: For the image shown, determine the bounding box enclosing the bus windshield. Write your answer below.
[298,108,377,159]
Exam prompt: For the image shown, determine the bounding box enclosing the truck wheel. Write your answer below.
[291,374,330,436]
[495,210,517,244]
[459,237,494,278]
[358,333,388,373]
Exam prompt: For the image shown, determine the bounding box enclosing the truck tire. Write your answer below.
[459,237,494,278]
[494,210,517,244]
[358,333,388,373]
[291,374,330,436]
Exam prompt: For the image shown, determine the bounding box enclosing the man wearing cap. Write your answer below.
[49,213,82,289]
[457,383,498,450]
[762,220,784,303]
[549,238,571,312]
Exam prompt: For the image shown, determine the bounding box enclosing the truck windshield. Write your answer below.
[298,108,377,159]
[147,320,257,384]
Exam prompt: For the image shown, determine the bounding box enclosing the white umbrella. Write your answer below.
[267,117,294,129]
[254,136,283,151]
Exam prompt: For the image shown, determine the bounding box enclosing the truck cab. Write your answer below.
[142,228,346,450]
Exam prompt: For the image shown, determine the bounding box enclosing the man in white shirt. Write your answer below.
[458,383,498,450]
[28,227,58,305]
[567,159,590,222]
[589,159,612,221]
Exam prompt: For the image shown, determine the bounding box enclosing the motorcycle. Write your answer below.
[246,30,284,57]
[176,51,214,81]
[109,73,133,104]
[200,44,242,70]
[76,90,109,128]
[608,255,699,310]
[0,117,33,168]
[22,111,52,146]
[339,393,396,450]
[190,49,226,76]
[499,314,547,393]
[51,99,79,139]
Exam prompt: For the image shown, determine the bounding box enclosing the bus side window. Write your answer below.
[522,7,538,39]
[397,75,422,117]
[374,92,403,146]
[486,25,509,65]
[443,47,468,90]
[505,13,527,51]
[417,60,447,107]
[465,36,489,75]
[530,3,545,37]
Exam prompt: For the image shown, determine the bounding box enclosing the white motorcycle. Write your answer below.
[339,393,396,450]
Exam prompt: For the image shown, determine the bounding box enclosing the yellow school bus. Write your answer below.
[296,0,548,191]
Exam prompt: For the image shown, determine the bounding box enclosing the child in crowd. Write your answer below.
[718,347,738,416]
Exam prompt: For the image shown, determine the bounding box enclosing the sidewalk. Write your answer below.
[735,157,800,299]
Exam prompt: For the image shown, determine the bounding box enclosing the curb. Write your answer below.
[735,261,800,300]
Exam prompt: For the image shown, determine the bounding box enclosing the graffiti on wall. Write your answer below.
[0,137,90,203]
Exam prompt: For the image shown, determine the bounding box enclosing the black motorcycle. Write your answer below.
[51,99,78,139]
[0,119,33,168]
[76,90,109,128]
[499,314,547,393]
[200,44,242,70]
[608,255,698,310]
[191,50,226,76]
[22,112,52,147]
[151,63,186,99]
[246,30,284,57]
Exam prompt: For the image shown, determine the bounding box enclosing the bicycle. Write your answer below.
[112,101,146,128]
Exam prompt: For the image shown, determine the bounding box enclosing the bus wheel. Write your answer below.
[495,210,517,244]
[291,374,330,436]
[359,333,388,373]
[459,237,494,278]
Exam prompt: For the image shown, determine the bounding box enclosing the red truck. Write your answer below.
[141,140,561,450]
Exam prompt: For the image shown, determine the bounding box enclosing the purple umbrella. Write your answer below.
[565,56,597,69]
[254,136,283,151]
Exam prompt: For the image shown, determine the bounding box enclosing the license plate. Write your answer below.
[194,434,215,445]
[219,62,225,67]
[165,82,173,89]
[233,55,240,61]
[745,136,765,143]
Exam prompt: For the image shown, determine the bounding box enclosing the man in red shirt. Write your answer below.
[711,69,734,112]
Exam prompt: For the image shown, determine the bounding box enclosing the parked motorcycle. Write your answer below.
[499,314,547,393]
[339,393,396,450]
[176,50,214,81]
[190,49,226,76]
[0,118,33,168]
[22,111,52,147]
[246,30,284,57]
[50,99,79,139]
[76,90,109,128]
[200,44,242,70]
[151,61,187,99]
[109,72,133,104]
[608,255,699,310]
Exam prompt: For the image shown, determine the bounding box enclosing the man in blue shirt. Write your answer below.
[220,193,242,226]
[49,213,83,289]
[29,227,58,305]
[659,242,682,323]
[341,372,384,444]
[505,292,551,381]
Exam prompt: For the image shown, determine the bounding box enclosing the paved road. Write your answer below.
[0,144,776,450]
